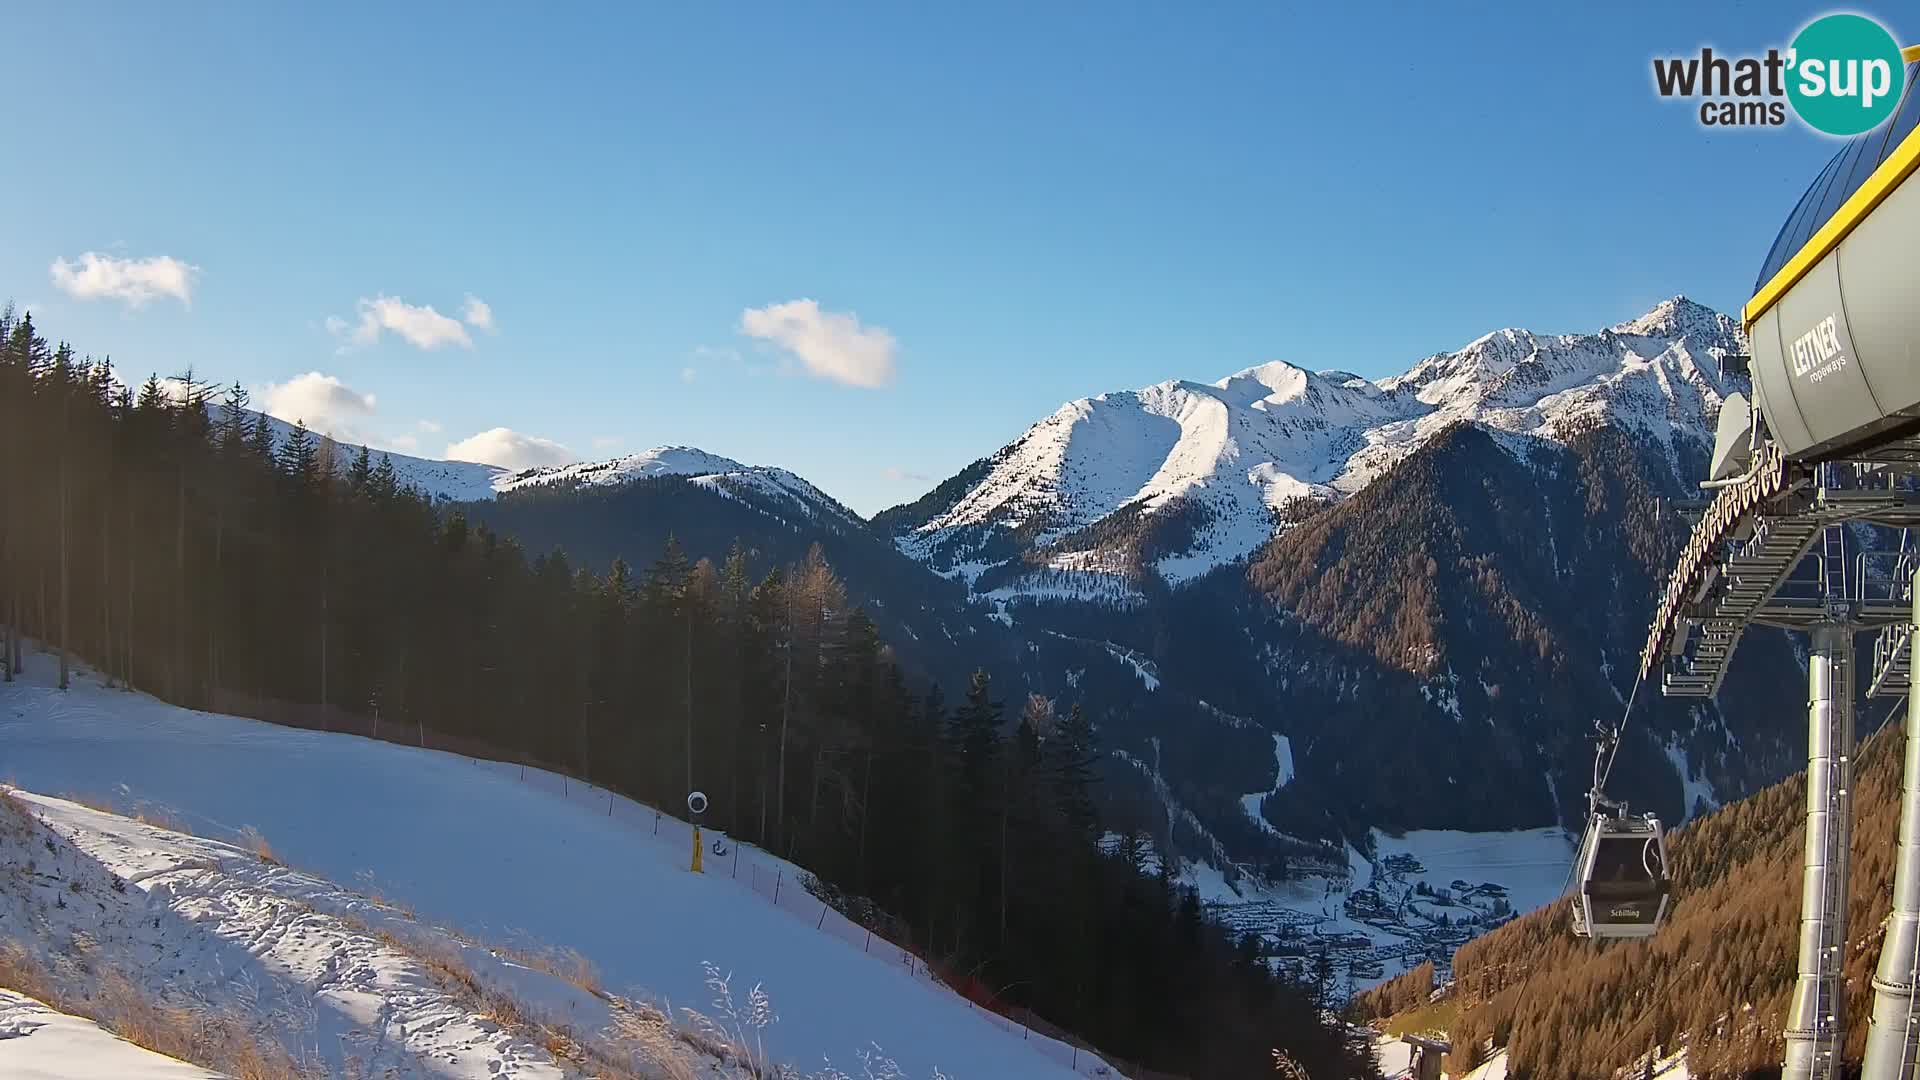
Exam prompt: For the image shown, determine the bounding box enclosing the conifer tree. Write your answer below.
[277,420,316,483]
[0,311,1368,1079]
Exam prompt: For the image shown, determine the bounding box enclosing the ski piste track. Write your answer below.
[0,653,1132,1080]
[1625,48,1920,1080]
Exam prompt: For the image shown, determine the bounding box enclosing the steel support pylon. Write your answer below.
[1785,619,1857,1080]
[1864,567,1920,1080]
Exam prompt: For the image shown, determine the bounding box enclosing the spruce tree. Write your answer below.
[348,443,374,491]
[219,382,250,453]
[1052,703,1100,843]
[370,453,399,499]
[277,420,317,484]
[249,412,275,461]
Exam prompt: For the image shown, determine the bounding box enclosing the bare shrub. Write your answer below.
[1271,1049,1312,1078]
[499,941,603,997]
[60,791,124,816]
[239,825,281,865]
[134,805,187,833]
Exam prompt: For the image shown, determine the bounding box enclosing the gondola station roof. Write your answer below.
[1746,49,1920,462]
[1753,59,1920,309]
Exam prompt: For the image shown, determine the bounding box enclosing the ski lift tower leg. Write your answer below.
[1863,567,1920,1080]
[1786,618,1857,1080]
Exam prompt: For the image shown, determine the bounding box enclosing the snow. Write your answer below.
[1420,675,1465,724]
[1,790,582,1079]
[242,411,851,525]
[1665,739,1718,822]
[0,990,221,1079]
[1459,1048,1510,1080]
[1448,1044,1684,1079]
[1238,734,1295,837]
[899,361,1393,581]
[1271,735,1295,787]
[1190,825,1577,1000]
[1647,1048,1691,1079]
[248,411,508,502]
[894,297,1745,590]
[1102,642,1160,691]
[0,650,1104,1079]
[1373,1033,1413,1076]
[980,570,1146,608]
[498,446,858,524]
[1366,828,1575,923]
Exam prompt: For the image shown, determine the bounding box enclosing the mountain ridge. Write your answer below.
[879,295,1746,599]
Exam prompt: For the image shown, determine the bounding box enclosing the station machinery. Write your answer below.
[1613,47,1920,1080]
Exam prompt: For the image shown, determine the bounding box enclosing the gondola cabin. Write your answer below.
[1570,813,1671,939]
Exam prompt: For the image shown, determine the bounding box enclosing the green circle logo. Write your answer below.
[1787,14,1906,136]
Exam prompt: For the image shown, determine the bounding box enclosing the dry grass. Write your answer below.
[134,805,186,833]
[0,940,58,1003]
[45,789,190,835]
[1271,1049,1312,1078]
[608,1002,716,1080]
[341,918,636,1077]
[239,825,281,865]
[0,941,318,1079]
[498,941,604,997]
[59,791,124,816]
[347,914,754,1080]
[0,785,43,846]
[0,784,26,822]
[355,884,416,921]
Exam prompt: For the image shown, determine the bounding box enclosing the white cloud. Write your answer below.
[680,366,698,383]
[153,377,198,405]
[591,435,622,450]
[881,465,933,484]
[334,295,472,350]
[461,295,495,333]
[738,299,897,388]
[259,372,379,442]
[50,252,199,309]
[690,345,741,364]
[389,434,420,451]
[445,427,575,470]
[416,419,443,433]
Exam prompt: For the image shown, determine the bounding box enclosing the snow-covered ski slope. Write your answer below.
[0,650,1101,1079]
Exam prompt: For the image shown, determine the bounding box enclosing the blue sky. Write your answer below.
[3,2,1896,514]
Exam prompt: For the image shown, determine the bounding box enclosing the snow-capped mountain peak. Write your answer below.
[1610,294,1735,340]
[495,445,756,492]
[1211,360,1311,400]
[886,296,1747,599]
[238,415,856,525]
[495,445,859,523]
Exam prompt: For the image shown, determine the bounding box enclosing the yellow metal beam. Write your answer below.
[1746,119,1920,327]
[1906,44,1920,62]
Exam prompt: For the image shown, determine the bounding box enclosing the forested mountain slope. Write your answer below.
[0,306,1370,1080]
[1437,706,1909,1078]
[463,471,1027,691]
[859,299,1790,863]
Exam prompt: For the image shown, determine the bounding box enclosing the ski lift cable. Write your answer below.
[1593,666,1646,810]
[1560,664,1652,930]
